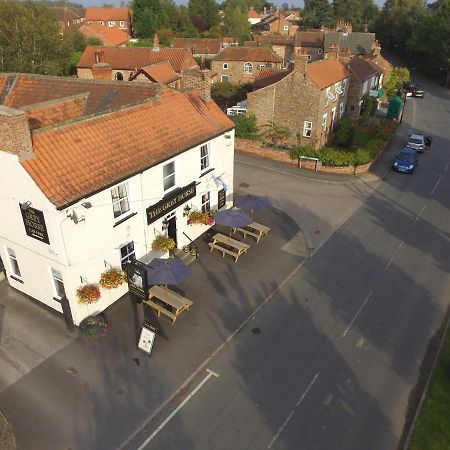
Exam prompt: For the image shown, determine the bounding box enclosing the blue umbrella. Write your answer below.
[235,194,272,212]
[145,258,191,286]
[214,209,252,235]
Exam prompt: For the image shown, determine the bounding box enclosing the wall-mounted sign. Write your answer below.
[20,205,50,244]
[126,260,148,301]
[218,189,226,210]
[146,182,196,225]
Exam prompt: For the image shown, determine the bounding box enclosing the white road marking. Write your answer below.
[136,369,219,450]
[268,372,320,448]
[445,162,449,172]
[342,291,373,338]
[385,241,404,271]
[431,176,442,195]
[412,205,426,226]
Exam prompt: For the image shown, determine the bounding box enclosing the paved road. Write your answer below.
[125,81,450,448]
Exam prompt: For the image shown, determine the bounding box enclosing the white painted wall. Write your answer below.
[0,130,235,325]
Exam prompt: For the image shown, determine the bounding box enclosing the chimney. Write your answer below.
[91,62,112,80]
[294,48,308,74]
[338,47,352,64]
[0,106,35,161]
[153,33,160,51]
[182,68,212,102]
[326,42,339,60]
[372,39,381,56]
[94,50,103,64]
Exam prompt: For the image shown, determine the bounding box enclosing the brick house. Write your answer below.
[247,7,262,25]
[252,10,301,36]
[362,40,392,87]
[346,56,382,119]
[247,35,295,67]
[211,47,282,84]
[173,38,238,58]
[247,50,351,149]
[84,7,133,37]
[49,7,85,33]
[78,23,130,47]
[294,31,325,62]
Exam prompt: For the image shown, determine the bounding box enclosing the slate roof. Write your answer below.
[21,89,233,208]
[77,46,198,73]
[78,23,130,47]
[212,47,282,63]
[0,73,157,115]
[306,59,351,88]
[84,7,131,21]
[295,31,325,48]
[348,57,382,81]
[324,32,375,55]
[173,38,222,54]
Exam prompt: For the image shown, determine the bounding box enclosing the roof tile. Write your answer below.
[212,47,282,63]
[306,59,351,88]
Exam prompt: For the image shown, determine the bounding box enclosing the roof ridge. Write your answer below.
[20,92,90,111]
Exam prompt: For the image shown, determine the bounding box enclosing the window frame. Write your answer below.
[7,247,21,277]
[51,268,66,299]
[283,25,289,31]
[223,63,228,69]
[108,20,116,27]
[303,121,313,138]
[201,191,211,212]
[221,75,230,82]
[244,62,253,74]
[339,102,345,117]
[318,48,323,55]
[119,20,125,28]
[120,241,136,269]
[200,143,210,172]
[322,113,327,132]
[111,182,131,220]
[163,160,176,193]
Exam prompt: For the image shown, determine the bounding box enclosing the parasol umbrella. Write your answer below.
[235,194,272,213]
[214,208,252,236]
[145,258,191,294]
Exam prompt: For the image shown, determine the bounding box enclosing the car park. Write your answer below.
[393,147,419,174]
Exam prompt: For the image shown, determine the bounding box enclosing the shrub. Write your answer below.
[333,117,355,147]
[261,121,292,147]
[80,314,110,337]
[233,114,260,140]
[320,147,356,166]
[360,95,377,119]
[290,145,318,160]
[354,149,372,166]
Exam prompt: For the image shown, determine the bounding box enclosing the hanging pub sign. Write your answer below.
[217,189,226,210]
[20,205,50,244]
[146,182,196,225]
[126,260,149,301]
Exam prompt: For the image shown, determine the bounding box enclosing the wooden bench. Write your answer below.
[235,227,261,242]
[234,222,270,243]
[145,299,177,324]
[208,242,242,263]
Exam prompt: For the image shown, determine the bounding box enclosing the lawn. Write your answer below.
[408,324,450,450]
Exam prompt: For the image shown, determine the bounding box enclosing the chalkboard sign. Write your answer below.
[20,205,50,244]
[138,323,156,355]
[217,189,226,210]
[126,260,148,301]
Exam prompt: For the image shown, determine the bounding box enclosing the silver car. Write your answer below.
[407,134,426,152]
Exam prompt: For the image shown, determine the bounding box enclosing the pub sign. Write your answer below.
[20,205,50,244]
[146,182,196,225]
[217,189,226,210]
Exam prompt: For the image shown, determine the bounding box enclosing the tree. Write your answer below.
[188,0,219,29]
[132,0,168,38]
[303,0,334,29]
[176,5,199,37]
[0,0,73,75]
[223,5,252,43]
[385,67,410,98]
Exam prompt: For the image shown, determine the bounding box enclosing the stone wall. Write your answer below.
[211,60,282,84]
[346,75,363,120]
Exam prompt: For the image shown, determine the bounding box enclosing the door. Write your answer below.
[167,216,177,247]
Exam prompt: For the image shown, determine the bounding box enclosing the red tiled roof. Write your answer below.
[295,31,325,48]
[85,7,130,21]
[22,89,233,208]
[212,47,282,63]
[173,38,221,54]
[363,51,391,73]
[134,61,181,84]
[77,46,198,73]
[248,8,262,19]
[254,35,294,46]
[78,23,130,47]
[253,67,292,89]
[306,59,351,88]
[1,74,157,115]
[348,56,382,81]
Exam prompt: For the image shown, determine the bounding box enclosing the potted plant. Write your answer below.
[188,210,215,226]
[79,313,110,337]
[99,267,127,289]
[151,235,176,253]
[76,284,101,304]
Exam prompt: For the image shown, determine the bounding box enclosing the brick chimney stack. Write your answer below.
[153,33,160,51]
[372,39,381,56]
[294,48,308,74]
[338,47,352,64]
[94,50,103,64]
[182,68,212,102]
[326,42,339,60]
[91,62,112,80]
[0,106,35,161]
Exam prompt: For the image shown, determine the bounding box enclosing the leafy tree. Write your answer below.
[132,0,168,38]
[176,5,199,37]
[385,67,410,98]
[156,28,176,45]
[188,0,219,29]
[303,0,334,29]
[0,0,73,75]
[360,95,377,120]
[223,5,252,43]
[211,81,251,110]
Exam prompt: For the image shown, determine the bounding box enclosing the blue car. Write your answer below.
[393,147,418,174]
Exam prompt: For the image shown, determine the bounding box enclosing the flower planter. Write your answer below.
[151,235,176,253]
[79,314,110,337]
[187,210,215,226]
[76,284,101,304]
[99,267,127,289]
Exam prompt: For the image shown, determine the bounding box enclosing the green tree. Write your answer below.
[0,0,73,74]
[223,5,252,42]
[333,117,355,147]
[188,0,219,29]
[232,114,260,140]
[385,67,410,98]
[132,0,168,38]
[176,5,199,37]
[303,0,334,28]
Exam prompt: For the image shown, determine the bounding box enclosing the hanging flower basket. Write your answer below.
[99,267,127,289]
[151,235,176,253]
[187,210,215,226]
[80,314,110,337]
[76,284,101,304]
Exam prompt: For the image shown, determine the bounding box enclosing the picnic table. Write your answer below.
[208,233,250,263]
[144,285,194,324]
[233,222,271,243]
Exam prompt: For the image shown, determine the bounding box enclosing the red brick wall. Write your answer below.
[0,107,34,161]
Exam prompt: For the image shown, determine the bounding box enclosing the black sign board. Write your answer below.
[217,189,226,210]
[20,205,50,244]
[146,182,196,225]
[126,260,149,301]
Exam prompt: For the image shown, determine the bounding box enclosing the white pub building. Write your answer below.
[0,73,234,326]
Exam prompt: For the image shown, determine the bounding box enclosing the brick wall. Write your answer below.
[294,46,323,62]
[211,60,282,84]
[182,68,212,101]
[346,75,363,120]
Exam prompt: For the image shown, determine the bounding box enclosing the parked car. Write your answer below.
[393,147,419,174]
[404,81,425,98]
[407,133,426,152]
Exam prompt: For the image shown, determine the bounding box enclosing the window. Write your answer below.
[120,242,135,269]
[115,72,124,81]
[221,75,229,82]
[108,21,116,27]
[322,113,327,132]
[51,268,66,298]
[201,191,210,212]
[342,79,347,93]
[244,62,253,74]
[307,55,312,61]
[7,248,21,277]
[163,161,175,192]
[111,183,130,219]
[119,21,125,28]
[303,121,312,137]
[339,102,345,117]
[200,144,210,172]
[283,25,289,31]
[223,63,228,69]
[325,87,330,106]
[318,48,323,55]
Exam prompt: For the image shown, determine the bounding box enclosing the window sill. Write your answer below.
[199,167,215,178]
[10,275,24,284]
[113,212,137,228]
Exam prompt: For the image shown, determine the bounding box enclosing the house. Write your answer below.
[324,30,376,56]
[173,38,238,58]
[84,7,133,37]
[363,41,392,87]
[78,23,130,47]
[294,31,325,62]
[248,7,262,25]
[249,35,295,67]
[247,50,351,149]
[211,47,283,84]
[251,10,301,36]
[77,44,198,82]
[346,56,383,119]
[0,73,234,327]
[49,7,85,33]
